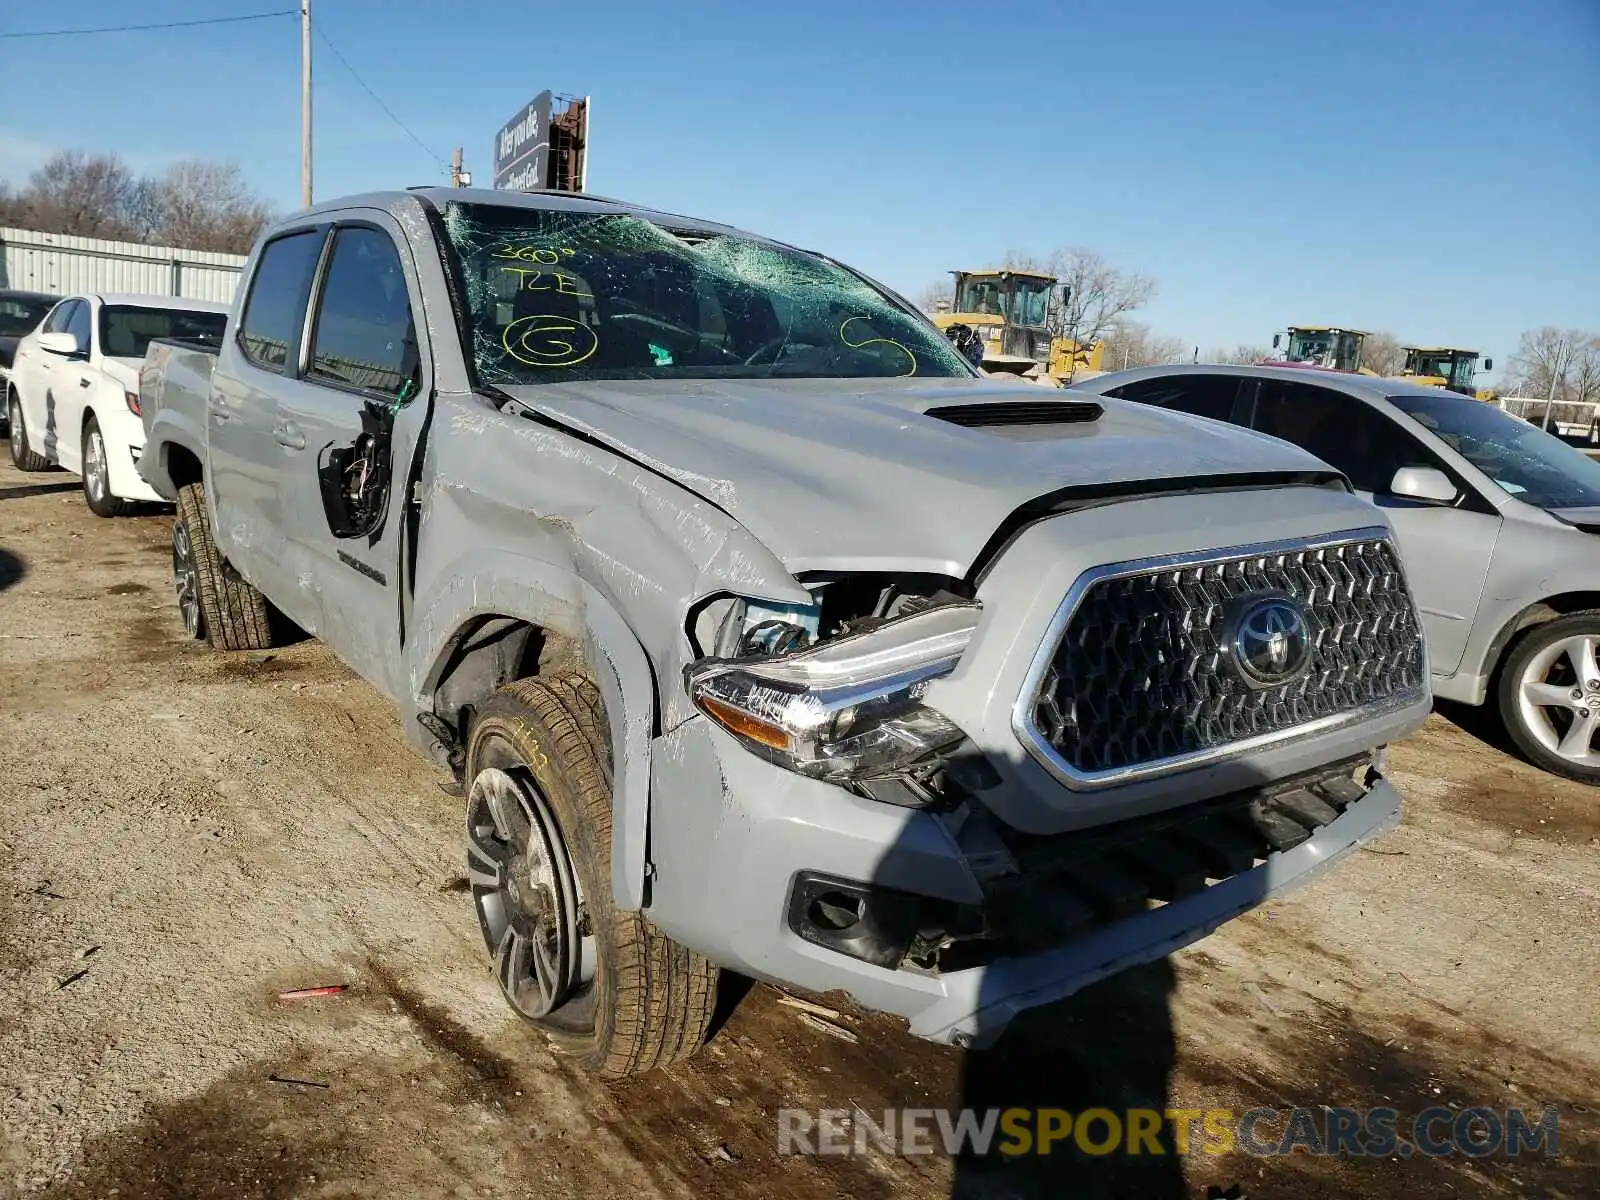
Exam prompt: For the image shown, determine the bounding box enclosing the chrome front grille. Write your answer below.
[1021,533,1425,784]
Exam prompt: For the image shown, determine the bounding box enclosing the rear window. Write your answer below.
[100,306,227,359]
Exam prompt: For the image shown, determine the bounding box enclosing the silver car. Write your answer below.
[1072,363,1600,784]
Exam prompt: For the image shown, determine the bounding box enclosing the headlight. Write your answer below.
[685,603,979,782]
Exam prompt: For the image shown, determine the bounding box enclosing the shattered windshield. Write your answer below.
[1391,391,1600,508]
[441,202,972,385]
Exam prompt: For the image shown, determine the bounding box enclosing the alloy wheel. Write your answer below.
[171,518,203,638]
[466,766,594,1020]
[85,429,108,503]
[1516,632,1600,768]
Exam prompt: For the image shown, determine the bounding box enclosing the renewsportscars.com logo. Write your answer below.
[777,1106,1561,1159]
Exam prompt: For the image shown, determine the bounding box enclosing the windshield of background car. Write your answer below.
[0,296,53,337]
[443,203,972,385]
[1390,391,1600,507]
[99,306,227,359]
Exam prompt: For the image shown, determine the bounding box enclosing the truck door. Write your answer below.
[271,217,431,698]
[209,226,329,626]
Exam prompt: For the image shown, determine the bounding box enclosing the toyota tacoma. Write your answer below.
[136,188,1430,1076]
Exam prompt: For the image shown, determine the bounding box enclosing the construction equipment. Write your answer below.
[1268,326,1369,374]
[1400,346,1491,397]
[928,269,1102,385]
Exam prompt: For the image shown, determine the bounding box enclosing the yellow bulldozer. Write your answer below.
[927,268,1102,385]
[1399,346,1493,398]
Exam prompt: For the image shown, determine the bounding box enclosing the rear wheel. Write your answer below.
[465,675,717,1077]
[173,482,273,650]
[1499,612,1600,784]
[7,392,50,472]
[82,417,132,517]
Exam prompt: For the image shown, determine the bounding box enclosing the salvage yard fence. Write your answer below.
[0,227,246,304]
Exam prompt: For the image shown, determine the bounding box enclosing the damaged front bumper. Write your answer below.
[643,716,1401,1049]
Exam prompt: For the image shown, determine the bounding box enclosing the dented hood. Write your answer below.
[498,377,1333,576]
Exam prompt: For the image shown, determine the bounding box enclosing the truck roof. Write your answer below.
[294,187,764,246]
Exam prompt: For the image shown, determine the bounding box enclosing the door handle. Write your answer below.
[209,397,230,423]
[274,421,306,451]
[78,377,91,388]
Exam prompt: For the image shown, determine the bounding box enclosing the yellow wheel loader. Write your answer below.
[928,269,1102,386]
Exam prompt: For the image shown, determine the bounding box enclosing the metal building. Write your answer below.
[0,227,246,304]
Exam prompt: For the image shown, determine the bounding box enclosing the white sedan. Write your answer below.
[7,292,229,515]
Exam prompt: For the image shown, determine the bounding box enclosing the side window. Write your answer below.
[65,300,92,353]
[43,299,78,334]
[1110,374,1243,423]
[307,227,417,400]
[1252,381,1432,494]
[238,230,326,372]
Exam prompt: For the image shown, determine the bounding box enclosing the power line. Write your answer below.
[314,24,448,173]
[0,10,294,39]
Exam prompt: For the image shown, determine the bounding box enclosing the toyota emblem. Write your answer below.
[1227,592,1313,688]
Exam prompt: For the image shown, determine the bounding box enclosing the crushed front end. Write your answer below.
[644,483,1430,1047]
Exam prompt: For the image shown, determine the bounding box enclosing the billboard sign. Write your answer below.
[492,91,552,191]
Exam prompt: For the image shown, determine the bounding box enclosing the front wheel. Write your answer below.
[465,675,718,1077]
[82,417,132,517]
[1498,612,1600,784]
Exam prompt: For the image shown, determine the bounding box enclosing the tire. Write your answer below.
[173,482,273,651]
[7,391,50,472]
[1498,611,1600,784]
[82,417,133,517]
[465,674,717,1078]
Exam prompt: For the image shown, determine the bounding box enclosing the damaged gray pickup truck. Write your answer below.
[137,187,1430,1077]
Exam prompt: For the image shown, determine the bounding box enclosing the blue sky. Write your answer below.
[1,0,1596,371]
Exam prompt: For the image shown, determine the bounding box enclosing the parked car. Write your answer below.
[0,288,59,436]
[1072,363,1600,783]
[137,188,1430,1076]
[7,292,228,514]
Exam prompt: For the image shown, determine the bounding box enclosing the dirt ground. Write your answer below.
[1,455,1596,1200]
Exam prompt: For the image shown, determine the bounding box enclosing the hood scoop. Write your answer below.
[924,398,1103,440]
[925,399,1103,427]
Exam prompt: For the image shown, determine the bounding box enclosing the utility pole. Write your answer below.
[301,0,313,207]
[1541,335,1570,433]
[451,147,467,187]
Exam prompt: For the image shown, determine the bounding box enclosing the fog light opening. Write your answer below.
[808,891,863,932]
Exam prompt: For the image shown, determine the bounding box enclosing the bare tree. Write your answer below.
[913,279,951,315]
[148,160,273,253]
[13,151,145,240]
[0,150,272,253]
[1361,330,1405,377]
[1207,344,1271,365]
[1507,327,1600,404]
[1003,247,1156,346]
[1102,320,1188,370]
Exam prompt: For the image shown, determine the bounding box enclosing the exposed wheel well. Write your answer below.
[431,616,589,746]
[165,443,204,491]
[1483,592,1600,688]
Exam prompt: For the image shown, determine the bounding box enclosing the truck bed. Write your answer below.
[136,338,220,501]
